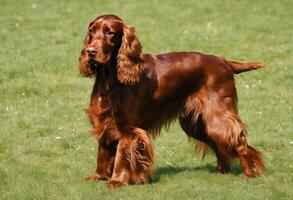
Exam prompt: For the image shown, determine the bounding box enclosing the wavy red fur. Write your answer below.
[79,14,265,188]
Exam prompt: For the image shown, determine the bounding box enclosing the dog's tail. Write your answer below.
[221,57,266,74]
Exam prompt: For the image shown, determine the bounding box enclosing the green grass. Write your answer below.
[0,0,292,199]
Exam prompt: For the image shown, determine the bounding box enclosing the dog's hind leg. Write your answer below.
[201,96,264,178]
[179,110,232,173]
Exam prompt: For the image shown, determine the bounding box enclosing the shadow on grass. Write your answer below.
[150,163,243,183]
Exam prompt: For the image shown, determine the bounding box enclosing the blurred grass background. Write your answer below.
[0,0,292,199]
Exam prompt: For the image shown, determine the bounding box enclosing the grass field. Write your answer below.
[0,0,292,199]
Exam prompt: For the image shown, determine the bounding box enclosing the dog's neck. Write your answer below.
[92,63,117,95]
[90,46,123,111]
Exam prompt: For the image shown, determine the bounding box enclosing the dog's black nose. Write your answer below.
[86,47,97,57]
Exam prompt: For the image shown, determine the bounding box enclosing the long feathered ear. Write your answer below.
[79,21,95,77]
[117,25,143,85]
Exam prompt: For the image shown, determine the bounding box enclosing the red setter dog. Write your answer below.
[79,14,265,188]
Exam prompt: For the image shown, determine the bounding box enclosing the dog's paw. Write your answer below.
[243,168,262,178]
[85,173,108,181]
[215,165,231,174]
[106,179,127,189]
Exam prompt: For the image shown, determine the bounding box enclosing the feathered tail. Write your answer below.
[221,57,266,74]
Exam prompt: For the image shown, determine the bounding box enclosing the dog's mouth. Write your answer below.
[88,59,102,69]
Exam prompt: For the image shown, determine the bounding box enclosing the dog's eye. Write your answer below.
[105,31,115,36]
[89,28,95,34]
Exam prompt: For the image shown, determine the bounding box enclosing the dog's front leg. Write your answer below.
[105,136,131,188]
[106,128,154,189]
[86,142,116,181]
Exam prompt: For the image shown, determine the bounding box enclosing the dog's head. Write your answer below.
[79,14,143,85]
